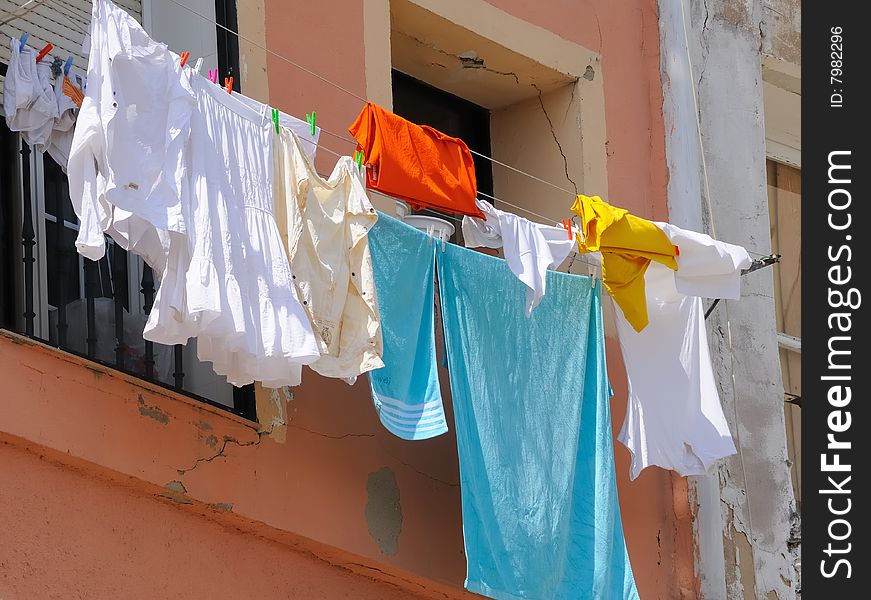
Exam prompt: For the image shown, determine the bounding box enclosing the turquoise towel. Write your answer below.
[367,213,448,440]
[438,242,639,600]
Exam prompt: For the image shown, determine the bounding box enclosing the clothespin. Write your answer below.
[63,55,74,76]
[208,68,218,83]
[561,218,573,240]
[306,111,316,136]
[18,33,29,52]
[354,150,364,172]
[193,57,204,73]
[224,76,233,94]
[36,43,53,63]
[271,108,280,134]
[179,51,190,68]
[591,274,596,289]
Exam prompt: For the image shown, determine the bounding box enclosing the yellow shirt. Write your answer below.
[571,195,677,331]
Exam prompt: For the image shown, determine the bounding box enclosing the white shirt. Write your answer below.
[67,0,195,263]
[615,223,751,479]
[462,199,575,316]
[275,131,384,379]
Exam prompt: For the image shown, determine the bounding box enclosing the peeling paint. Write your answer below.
[204,435,218,449]
[164,481,187,494]
[197,421,213,431]
[161,480,192,504]
[364,467,402,556]
[137,395,169,425]
[211,503,234,512]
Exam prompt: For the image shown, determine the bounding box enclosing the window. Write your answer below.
[767,159,801,505]
[389,70,494,243]
[0,121,255,420]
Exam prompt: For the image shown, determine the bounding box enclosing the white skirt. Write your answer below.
[144,73,319,387]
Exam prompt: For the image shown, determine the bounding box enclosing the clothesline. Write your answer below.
[155,0,773,260]
[6,0,772,262]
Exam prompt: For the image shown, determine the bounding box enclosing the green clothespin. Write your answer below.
[271,108,280,134]
[306,111,316,136]
[354,151,364,172]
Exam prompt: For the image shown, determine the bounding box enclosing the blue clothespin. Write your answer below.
[63,56,74,76]
[306,111,316,137]
[19,33,29,52]
[354,150,364,172]
[271,108,280,134]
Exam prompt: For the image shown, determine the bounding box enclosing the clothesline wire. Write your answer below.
[161,0,582,198]
[158,0,771,260]
[0,0,48,27]
[9,0,768,260]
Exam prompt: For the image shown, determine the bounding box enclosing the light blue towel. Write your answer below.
[438,242,639,600]
[367,213,448,440]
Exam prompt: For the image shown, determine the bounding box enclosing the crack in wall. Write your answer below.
[288,423,376,441]
[698,0,711,93]
[177,433,265,475]
[386,452,460,488]
[532,84,578,194]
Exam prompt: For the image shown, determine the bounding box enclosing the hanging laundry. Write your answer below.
[68,0,195,266]
[233,94,320,161]
[571,194,677,332]
[3,36,59,150]
[273,130,383,380]
[143,72,320,388]
[366,213,448,440]
[348,102,485,219]
[462,198,575,316]
[438,242,639,600]
[615,223,751,479]
[45,74,81,172]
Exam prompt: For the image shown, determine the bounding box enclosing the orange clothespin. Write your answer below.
[35,43,53,63]
[674,244,680,256]
[179,51,190,67]
[224,76,233,94]
[561,218,573,240]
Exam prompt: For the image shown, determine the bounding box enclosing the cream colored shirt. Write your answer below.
[274,130,384,379]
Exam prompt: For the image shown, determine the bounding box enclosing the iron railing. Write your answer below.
[3,137,256,421]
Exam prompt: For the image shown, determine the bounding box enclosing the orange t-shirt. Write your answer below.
[348,102,485,220]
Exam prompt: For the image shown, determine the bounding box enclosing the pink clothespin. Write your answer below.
[208,68,218,84]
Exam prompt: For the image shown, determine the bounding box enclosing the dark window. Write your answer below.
[0,123,19,329]
[391,70,493,198]
[215,0,241,92]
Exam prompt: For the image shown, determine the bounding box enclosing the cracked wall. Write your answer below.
[658,0,799,597]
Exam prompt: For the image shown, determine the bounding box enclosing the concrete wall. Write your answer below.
[657,0,799,598]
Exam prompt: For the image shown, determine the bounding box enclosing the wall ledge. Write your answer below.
[0,330,475,600]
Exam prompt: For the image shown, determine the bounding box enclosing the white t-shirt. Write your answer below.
[462,199,575,316]
[615,223,752,479]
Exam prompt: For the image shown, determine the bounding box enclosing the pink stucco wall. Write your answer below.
[263,1,694,598]
[0,440,437,600]
[0,0,695,598]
